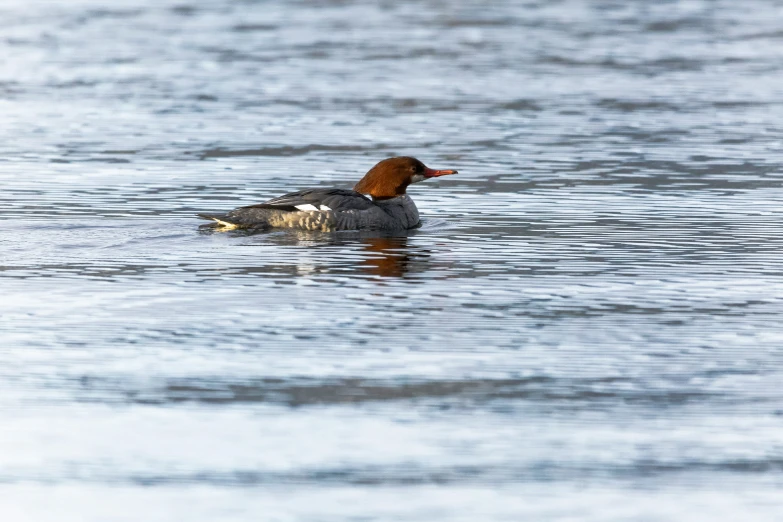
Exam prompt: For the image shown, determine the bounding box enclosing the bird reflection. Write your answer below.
[359,235,427,278]
[204,228,431,279]
[288,232,431,278]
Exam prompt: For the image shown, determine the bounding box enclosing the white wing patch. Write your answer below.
[294,203,332,212]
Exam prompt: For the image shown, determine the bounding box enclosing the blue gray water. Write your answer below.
[1,0,783,520]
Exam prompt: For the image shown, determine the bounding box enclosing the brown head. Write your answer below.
[353,156,458,200]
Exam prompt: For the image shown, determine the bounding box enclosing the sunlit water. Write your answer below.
[1,0,783,520]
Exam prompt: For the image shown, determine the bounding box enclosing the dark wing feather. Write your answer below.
[240,189,374,212]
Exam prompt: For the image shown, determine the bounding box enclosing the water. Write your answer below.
[2,0,783,520]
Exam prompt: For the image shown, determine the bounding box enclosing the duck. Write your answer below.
[197,156,458,231]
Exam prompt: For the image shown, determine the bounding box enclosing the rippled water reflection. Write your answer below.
[2,0,783,520]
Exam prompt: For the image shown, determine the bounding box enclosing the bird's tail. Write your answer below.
[196,213,241,230]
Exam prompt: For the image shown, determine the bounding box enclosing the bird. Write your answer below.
[197,156,458,232]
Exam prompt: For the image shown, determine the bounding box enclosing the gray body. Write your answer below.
[198,189,420,232]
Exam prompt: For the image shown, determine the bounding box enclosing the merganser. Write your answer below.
[197,156,458,231]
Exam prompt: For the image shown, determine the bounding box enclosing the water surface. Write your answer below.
[1,0,783,520]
